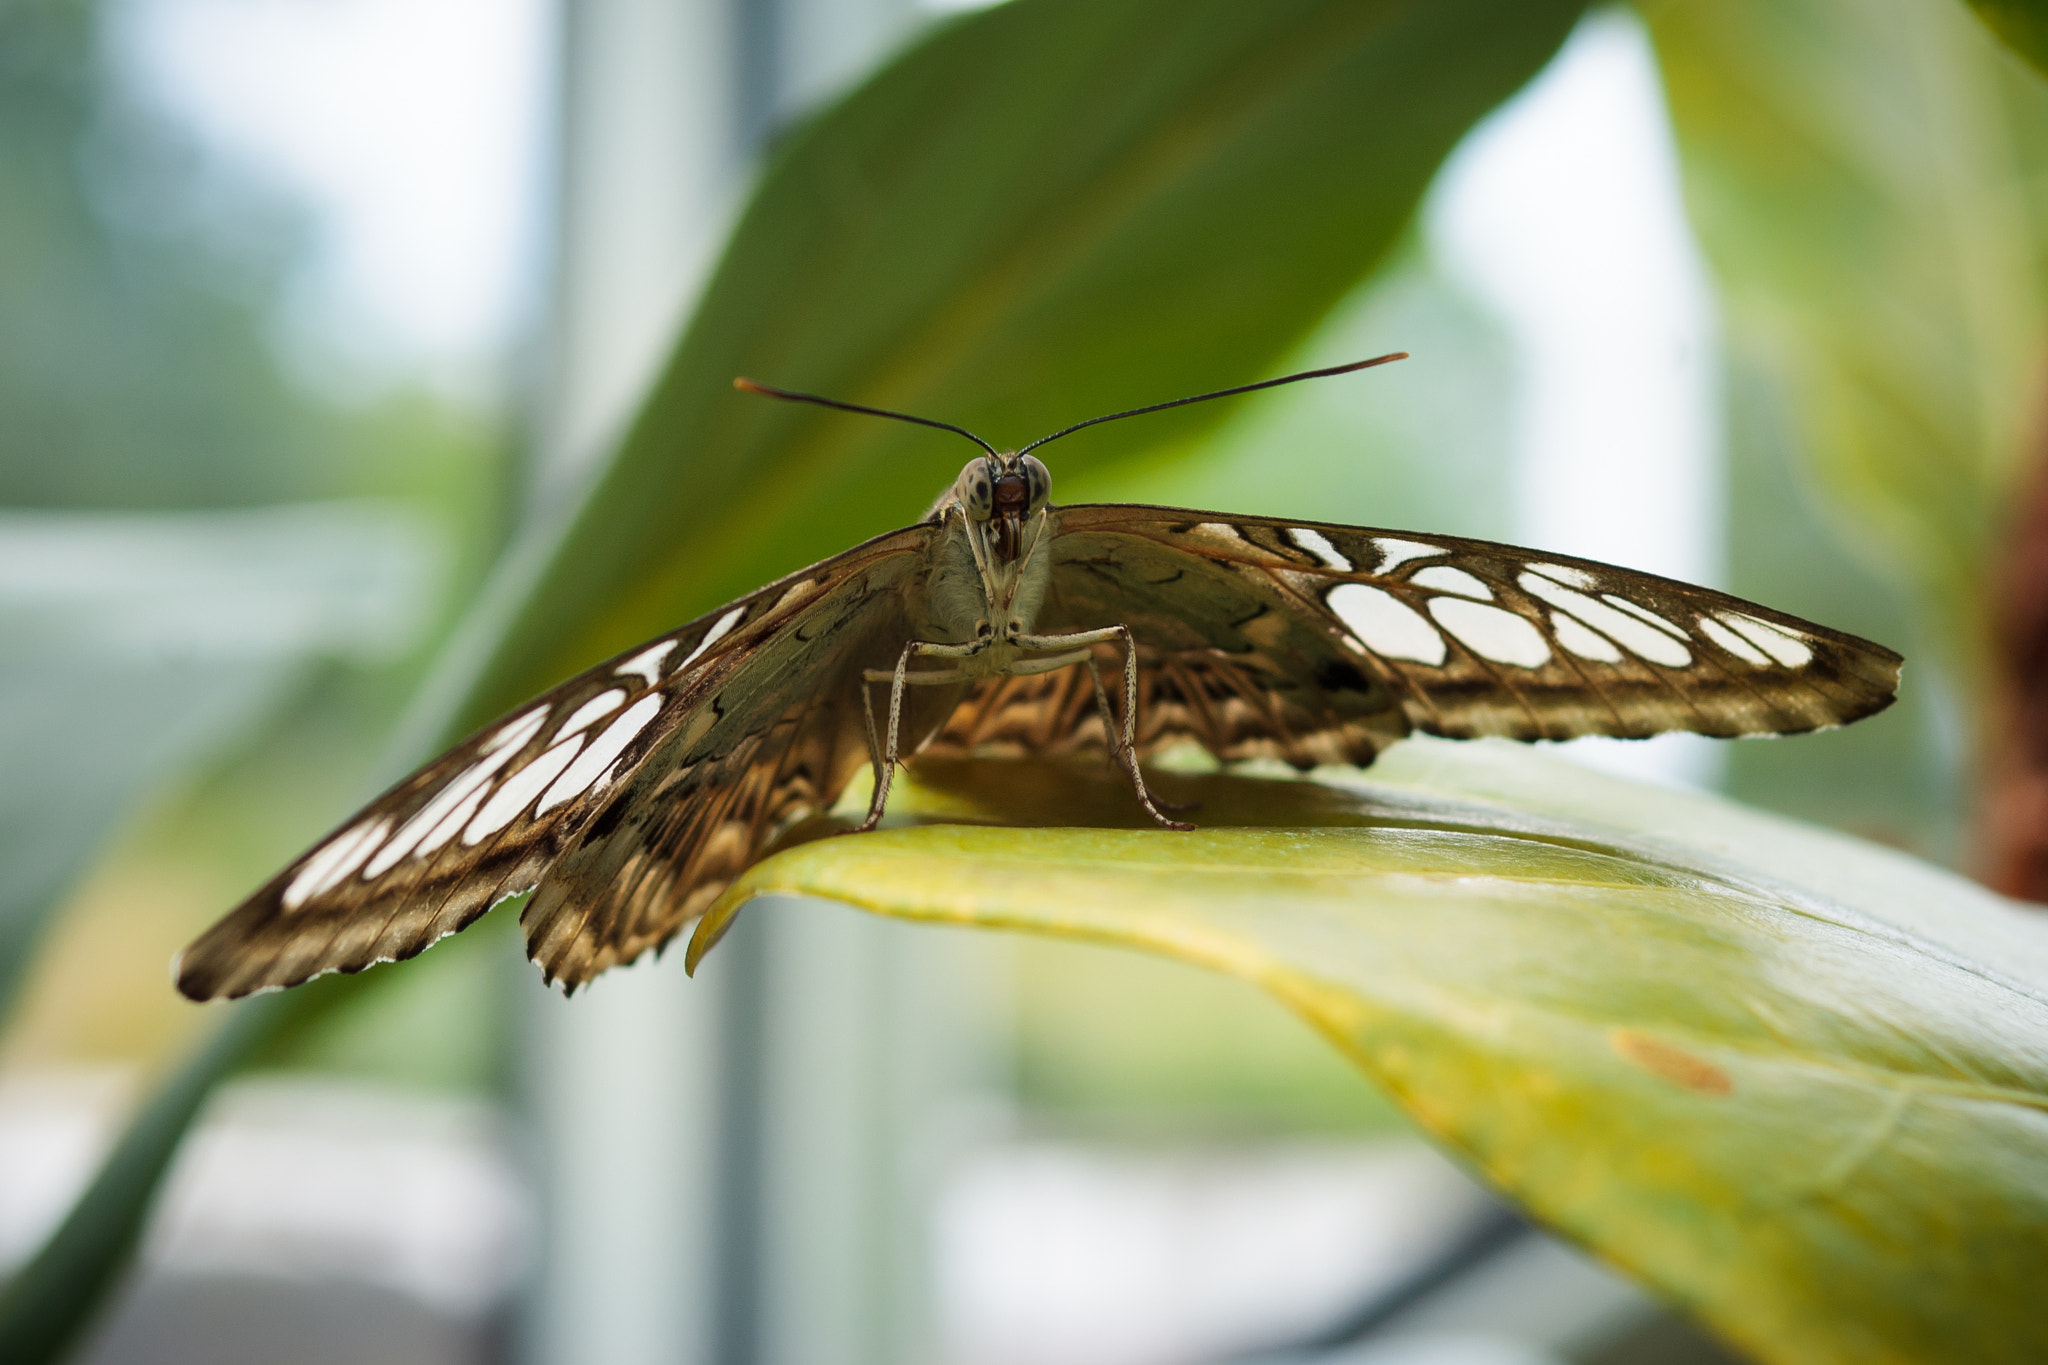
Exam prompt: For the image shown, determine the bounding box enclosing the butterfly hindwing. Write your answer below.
[176,526,937,999]
[516,534,968,987]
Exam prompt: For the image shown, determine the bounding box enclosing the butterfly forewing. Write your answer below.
[928,506,1899,767]
[176,526,936,999]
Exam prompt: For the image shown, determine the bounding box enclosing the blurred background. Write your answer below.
[0,0,2036,1362]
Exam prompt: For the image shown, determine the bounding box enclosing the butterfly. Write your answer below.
[174,354,1902,1000]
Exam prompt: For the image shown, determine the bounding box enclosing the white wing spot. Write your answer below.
[557,689,627,739]
[1411,565,1492,600]
[1529,562,1598,590]
[537,693,665,815]
[1373,537,1444,573]
[363,766,492,877]
[772,578,820,614]
[482,707,549,755]
[675,606,748,674]
[1551,611,1622,662]
[417,784,490,856]
[1594,613,1692,667]
[1288,527,1351,570]
[1519,573,1692,668]
[284,818,390,909]
[463,736,587,844]
[1724,614,1814,668]
[615,641,677,687]
[1429,598,1550,667]
[360,708,550,878]
[1329,583,1446,665]
[1603,595,1688,639]
[1198,522,1247,543]
[1699,616,1770,666]
[490,707,551,755]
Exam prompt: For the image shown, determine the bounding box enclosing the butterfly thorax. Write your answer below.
[925,451,1056,665]
[927,504,1057,662]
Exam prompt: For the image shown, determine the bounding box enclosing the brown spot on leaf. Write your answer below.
[1611,1028,1732,1096]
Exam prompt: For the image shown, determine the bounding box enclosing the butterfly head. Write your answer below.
[954,452,1049,562]
[955,453,1049,519]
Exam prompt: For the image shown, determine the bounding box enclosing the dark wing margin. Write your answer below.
[925,504,1900,769]
[176,524,937,1000]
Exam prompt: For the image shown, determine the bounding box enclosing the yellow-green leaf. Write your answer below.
[709,740,2048,1365]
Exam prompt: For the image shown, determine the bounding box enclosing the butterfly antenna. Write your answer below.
[733,377,1002,459]
[1016,352,1409,458]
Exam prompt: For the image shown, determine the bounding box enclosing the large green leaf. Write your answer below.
[0,2,1585,1360]
[1646,0,2048,707]
[459,0,1586,723]
[707,740,2048,1365]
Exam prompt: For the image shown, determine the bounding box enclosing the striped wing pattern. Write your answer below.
[926,506,1900,766]
[176,527,934,999]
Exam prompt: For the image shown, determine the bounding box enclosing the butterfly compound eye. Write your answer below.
[1021,455,1050,514]
[959,459,995,519]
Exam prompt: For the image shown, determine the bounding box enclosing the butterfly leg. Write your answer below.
[860,680,885,794]
[858,658,986,795]
[856,637,987,832]
[1017,626,1194,832]
[1075,652,1201,818]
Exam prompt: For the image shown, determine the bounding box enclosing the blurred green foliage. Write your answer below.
[0,0,488,509]
[1652,0,2048,731]
[1616,0,2048,865]
[0,0,504,1035]
[7,0,2048,1361]
[1065,244,1515,540]
[0,2,504,1350]
[1716,359,1967,855]
[2,1,1589,1358]
[1966,0,2048,72]
[455,0,1583,726]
